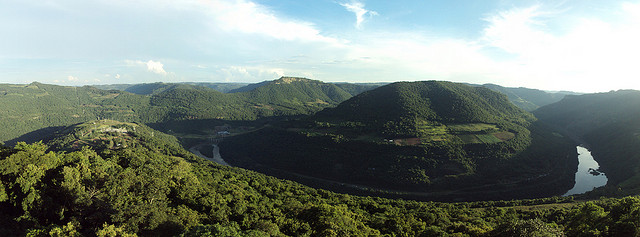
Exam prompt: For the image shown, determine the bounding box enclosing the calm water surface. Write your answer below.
[563,146,608,196]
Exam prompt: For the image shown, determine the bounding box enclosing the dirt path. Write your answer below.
[189,144,230,166]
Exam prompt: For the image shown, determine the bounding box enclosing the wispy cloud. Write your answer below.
[340,1,378,29]
[203,0,340,43]
[479,3,640,91]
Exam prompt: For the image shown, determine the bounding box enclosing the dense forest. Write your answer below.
[2,120,640,236]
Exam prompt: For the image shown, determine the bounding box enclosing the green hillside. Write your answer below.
[0,78,355,144]
[333,82,385,96]
[320,81,533,132]
[0,83,166,144]
[150,77,353,121]
[2,119,640,236]
[220,81,577,200]
[481,84,571,111]
[535,90,640,195]
[93,82,249,94]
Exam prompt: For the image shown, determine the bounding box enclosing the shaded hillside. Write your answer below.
[2,119,639,236]
[535,90,640,193]
[221,81,578,200]
[333,82,385,96]
[480,84,572,111]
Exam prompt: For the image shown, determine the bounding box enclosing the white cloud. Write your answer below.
[146,60,167,75]
[479,3,640,91]
[115,74,121,79]
[201,0,340,43]
[67,75,79,81]
[125,59,168,75]
[340,1,378,29]
[482,5,555,55]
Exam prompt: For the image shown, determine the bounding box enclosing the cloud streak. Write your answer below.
[340,1,378,29]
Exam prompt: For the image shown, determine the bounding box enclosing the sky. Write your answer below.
[1,0,639,92]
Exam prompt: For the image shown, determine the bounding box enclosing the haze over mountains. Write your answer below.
[2,77,640,235]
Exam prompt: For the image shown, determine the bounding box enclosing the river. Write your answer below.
[563,146,608,196]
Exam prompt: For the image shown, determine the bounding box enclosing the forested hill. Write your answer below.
[0,82,157,144]
[0,78,356,143]
[534,90,640,193]
[480,84,573,111]
[93,82,249,94]
[149,77,353,120]
[318,81,534,136]
[2,119,640,236]
[240,77,352,105]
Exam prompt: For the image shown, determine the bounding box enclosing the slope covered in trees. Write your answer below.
[93,82,249,94]
[0,77,355,144]
[535,90,640,195]
[220,81,578,200]
[2,119,640,236]
[0,82,165,144]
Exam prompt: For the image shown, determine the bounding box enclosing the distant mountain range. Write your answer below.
[94,80,577,111]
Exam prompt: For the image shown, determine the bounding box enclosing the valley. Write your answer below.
[1,78,640,235]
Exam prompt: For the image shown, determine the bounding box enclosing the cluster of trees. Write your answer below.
[2,120,640,236]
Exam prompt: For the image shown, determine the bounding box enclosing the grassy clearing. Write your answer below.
[493,131,515,141]
[458,134,480,144]
[476,134,502,143]
[448,123,498,133]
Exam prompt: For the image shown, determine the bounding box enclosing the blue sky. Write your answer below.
[1,0,639,92]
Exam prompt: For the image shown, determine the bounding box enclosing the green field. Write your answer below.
[448,123,498,133]
[458,134,481,143]
[476,134,503,143]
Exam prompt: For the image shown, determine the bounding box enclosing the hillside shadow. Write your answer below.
[147,116,304,134]
[4,126,67,147]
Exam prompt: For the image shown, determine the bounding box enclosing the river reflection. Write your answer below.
[563,146,608,196]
